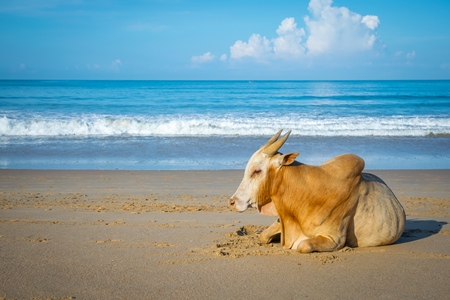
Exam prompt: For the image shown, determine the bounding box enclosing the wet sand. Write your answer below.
[1,169,449,299]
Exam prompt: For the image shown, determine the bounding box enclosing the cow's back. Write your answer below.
[346,173,406,247]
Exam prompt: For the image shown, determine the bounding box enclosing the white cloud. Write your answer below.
[191,52,215,63]
[229,18,306,61]
[361,15,380,30]
[220,54,228,61]
[273,18,306,59]
[304,0,379,55]
[230,34,272,60]
[226,0,380,63]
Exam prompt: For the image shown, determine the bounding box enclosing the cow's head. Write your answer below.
[229,130,299,215]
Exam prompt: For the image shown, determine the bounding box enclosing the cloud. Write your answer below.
[225,0,380,63]
[191,52,215,63]
[230,34,272,60]
[273,18,306,59]
[229,18,306,61]
[361,15,380,30]
[304,0,380,55]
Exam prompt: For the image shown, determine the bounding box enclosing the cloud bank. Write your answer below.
[192,0,381,64]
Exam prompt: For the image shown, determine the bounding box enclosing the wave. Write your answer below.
[1,115,449,137]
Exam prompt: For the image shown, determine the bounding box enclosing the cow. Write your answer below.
[229,130,406,253]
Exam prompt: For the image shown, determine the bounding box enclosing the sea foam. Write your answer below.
[1,114,448,137]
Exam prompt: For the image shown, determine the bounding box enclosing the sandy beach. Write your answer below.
[1,169,449,299]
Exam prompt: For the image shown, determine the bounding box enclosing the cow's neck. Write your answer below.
[270,162,310,200]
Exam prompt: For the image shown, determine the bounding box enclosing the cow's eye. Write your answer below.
[251,169,262,177]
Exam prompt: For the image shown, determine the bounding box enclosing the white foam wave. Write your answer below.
[0,115,449,137]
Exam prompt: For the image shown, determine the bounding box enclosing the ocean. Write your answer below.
[1,80,449,170]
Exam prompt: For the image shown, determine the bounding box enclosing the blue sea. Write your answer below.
[1,80,449,170]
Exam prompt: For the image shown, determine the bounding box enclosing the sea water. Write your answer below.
[1,80,449,170]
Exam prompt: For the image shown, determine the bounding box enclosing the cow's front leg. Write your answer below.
[297,235,340,253]
[259,219,281,244]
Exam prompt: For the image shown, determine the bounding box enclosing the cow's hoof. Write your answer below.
[297,241,314,253]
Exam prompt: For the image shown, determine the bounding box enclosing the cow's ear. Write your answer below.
[280,152,299,166]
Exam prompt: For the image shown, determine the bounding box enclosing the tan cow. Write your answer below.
[229,130,406,253]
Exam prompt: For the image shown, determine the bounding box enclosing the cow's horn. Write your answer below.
[263,130,291,156]
[260,129,283,149]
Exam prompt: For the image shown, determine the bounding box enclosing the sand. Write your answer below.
[0,169,449,299]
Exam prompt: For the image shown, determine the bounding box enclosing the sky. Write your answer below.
[1,0,450,80]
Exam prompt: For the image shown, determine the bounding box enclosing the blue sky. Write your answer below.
[1,0,449,80]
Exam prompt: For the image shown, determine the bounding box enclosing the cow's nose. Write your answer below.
[228,197,235,207]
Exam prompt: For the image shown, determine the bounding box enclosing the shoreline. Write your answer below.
[3,135,450,171]
[1,169,449,299]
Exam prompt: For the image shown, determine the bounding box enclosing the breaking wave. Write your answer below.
[1,114,449,137]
